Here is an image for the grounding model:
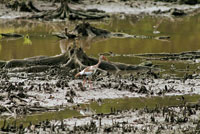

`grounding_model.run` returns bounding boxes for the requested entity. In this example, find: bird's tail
[75,72,80,78]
